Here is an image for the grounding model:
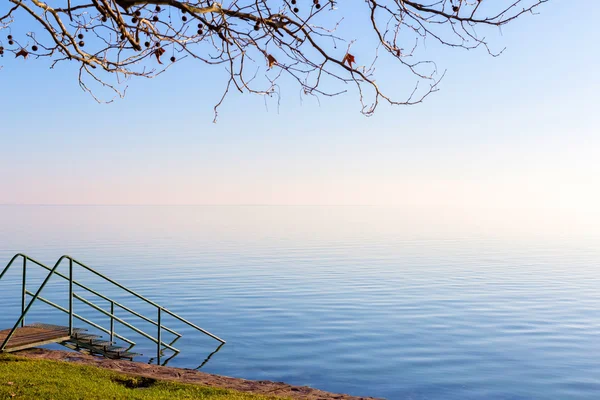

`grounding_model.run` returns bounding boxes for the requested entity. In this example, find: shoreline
[12,348,379,400]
